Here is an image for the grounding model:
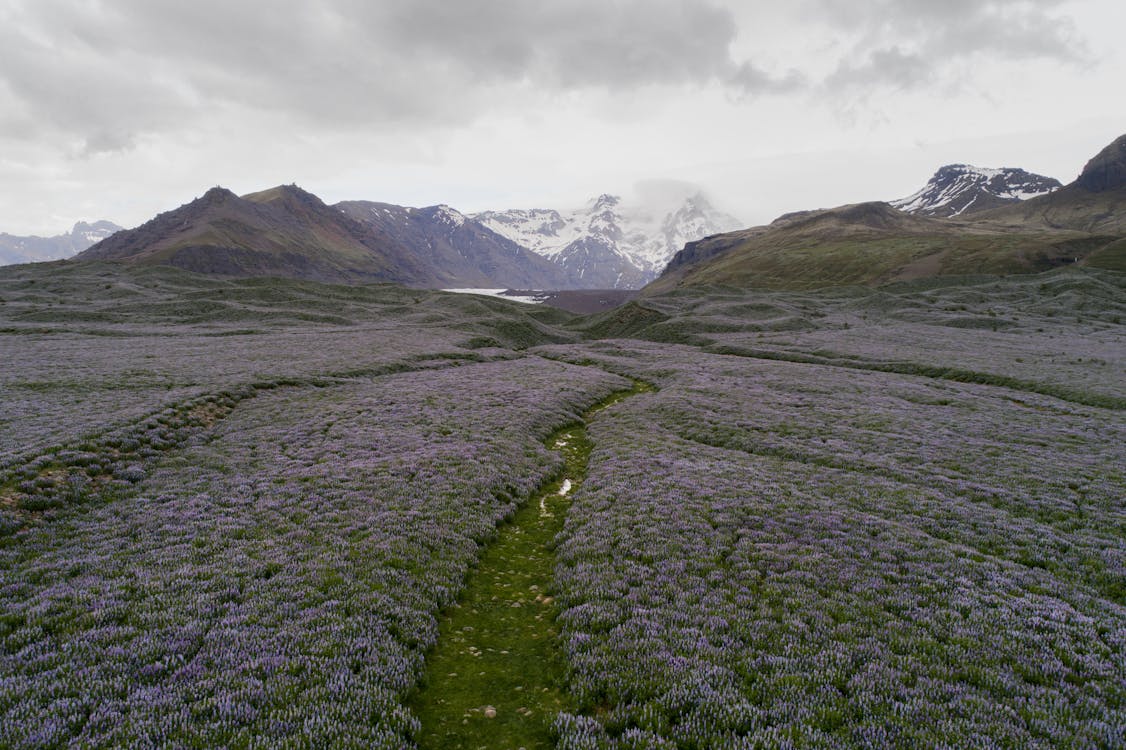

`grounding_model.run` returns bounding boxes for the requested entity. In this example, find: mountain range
[20,133,1126,293]
[71,187,737,289]
[648,133,1126,292]
[0,221,122,266]
[78,185,583,289]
